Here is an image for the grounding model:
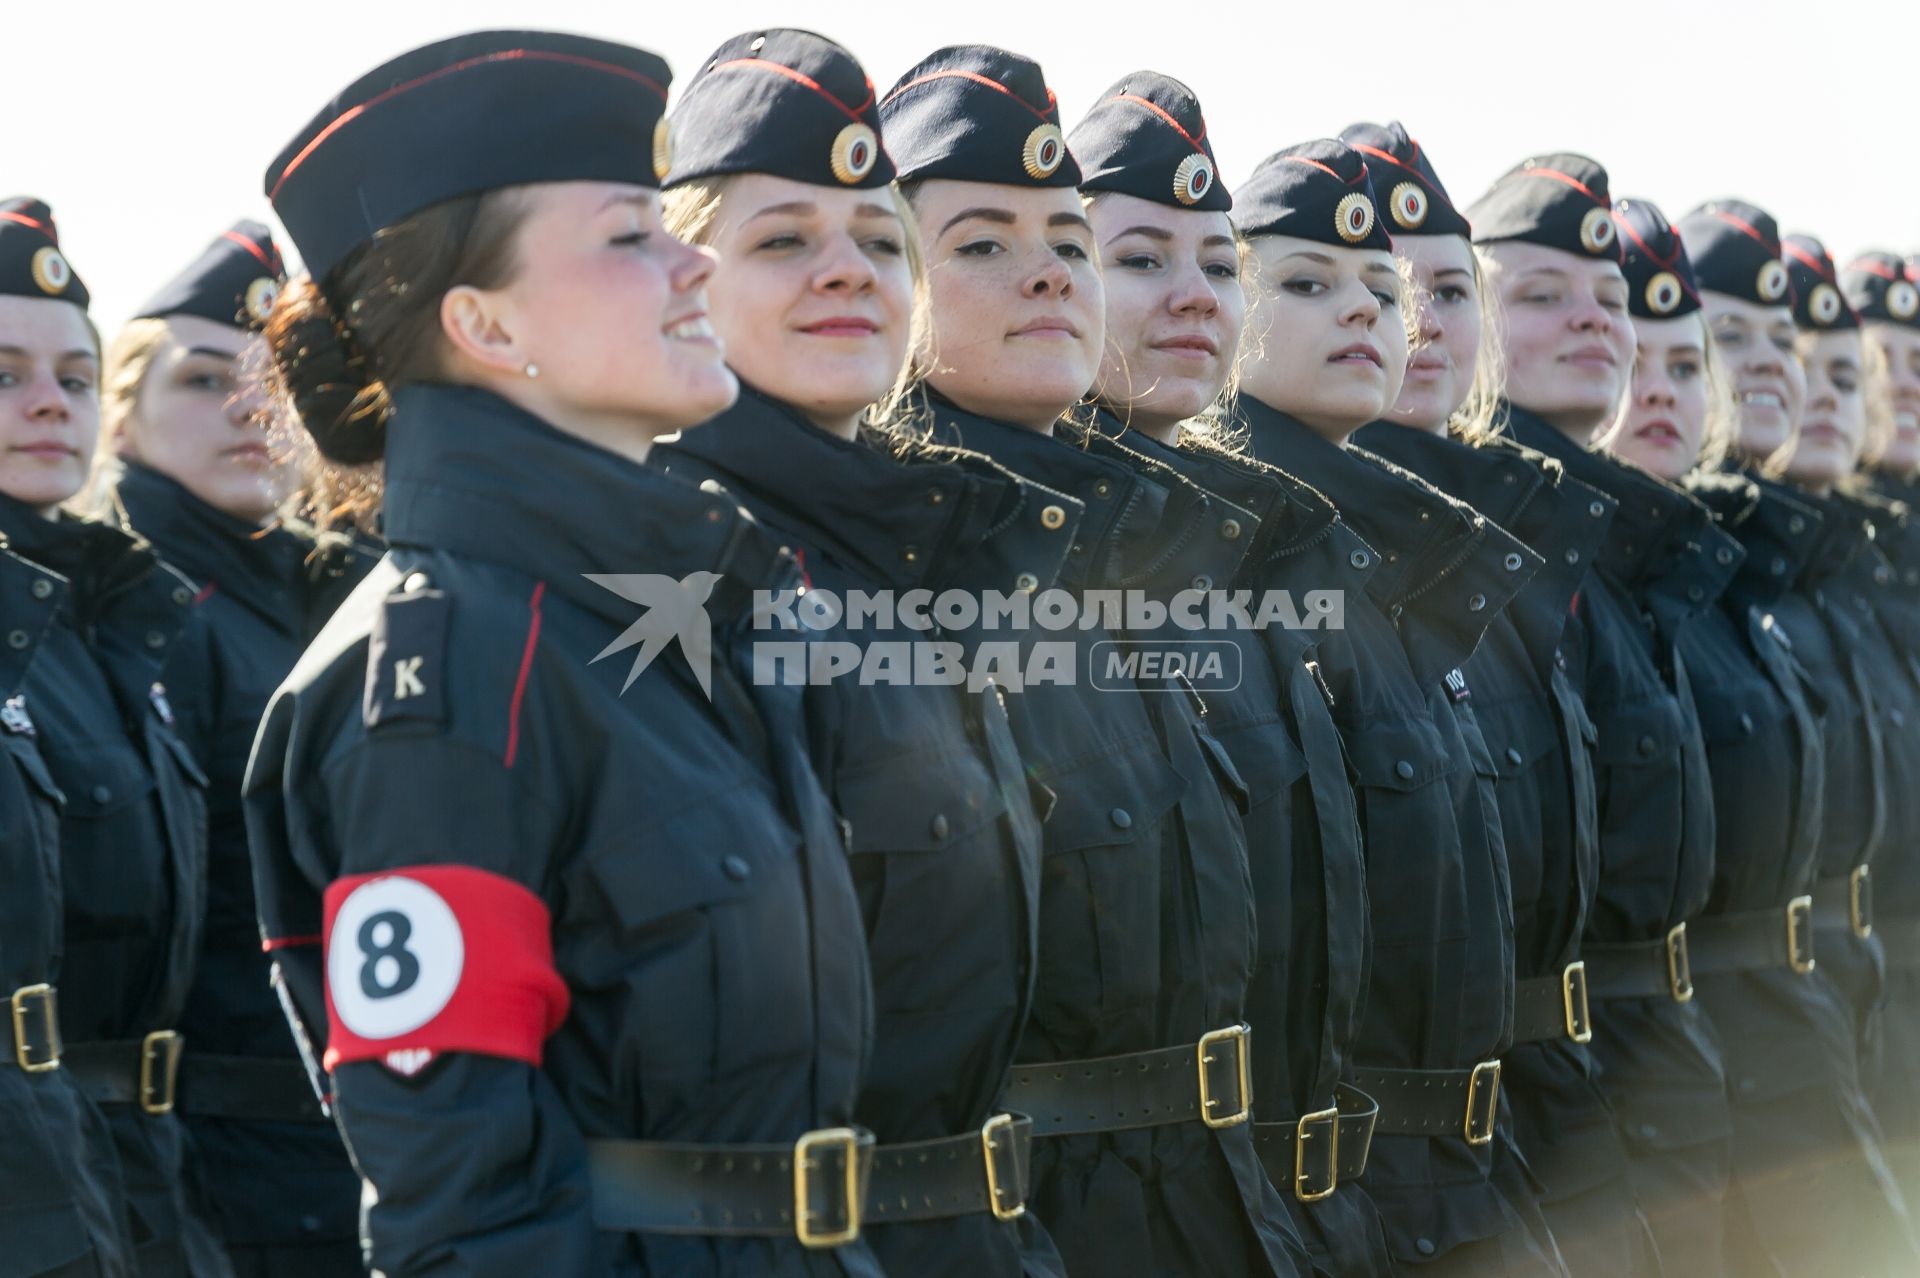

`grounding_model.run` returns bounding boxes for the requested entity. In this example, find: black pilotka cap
[266,30,673,282]
[879,45,1081,188]
[1338,121,1469,238]
[1466,153,1621,263]
[1785,234,1859,332]
[1069,71,1229,212]
[1235,140,1392,251]
[1842,251,1920,330]
[133,221,286,331]
[0,198,88,309]
[665,30,894,191]
[1677,200,1790,307]
[1613,198,1701,320]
